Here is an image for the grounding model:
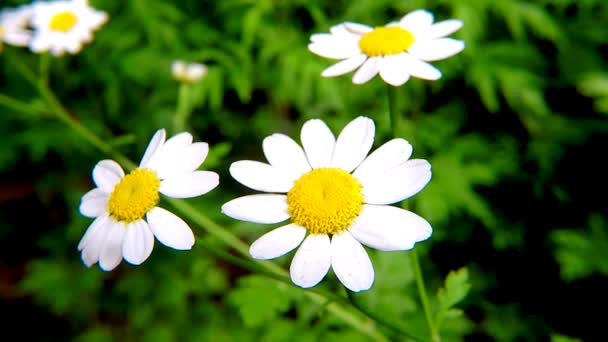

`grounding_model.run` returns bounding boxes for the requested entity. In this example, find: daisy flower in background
[0,5,34,52]
[172,60,208,83]
[222,117,432,292]
[308,9,465,86]
[78,129,219,271]
[29,0,107,56]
